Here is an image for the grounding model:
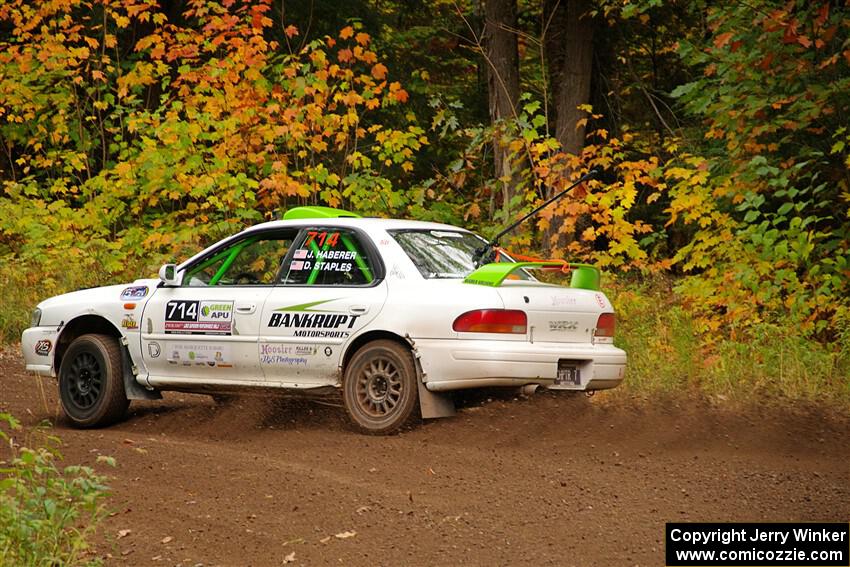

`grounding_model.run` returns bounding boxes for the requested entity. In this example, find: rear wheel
[59,334,129,428]
[343,340,419,435]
